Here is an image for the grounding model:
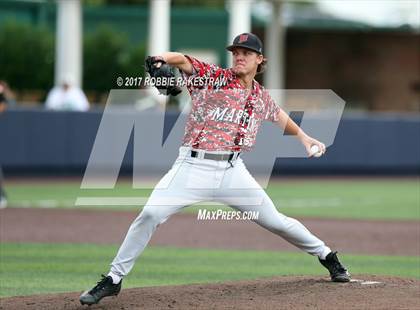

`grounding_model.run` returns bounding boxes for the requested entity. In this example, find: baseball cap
[226,33,263,54]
